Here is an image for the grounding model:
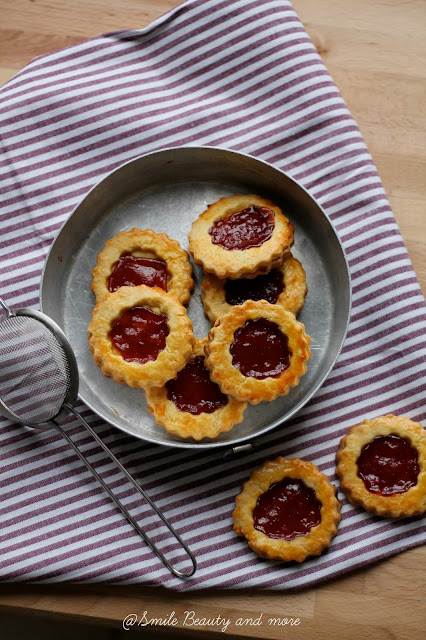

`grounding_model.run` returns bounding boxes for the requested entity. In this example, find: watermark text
[122,610,301,632]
